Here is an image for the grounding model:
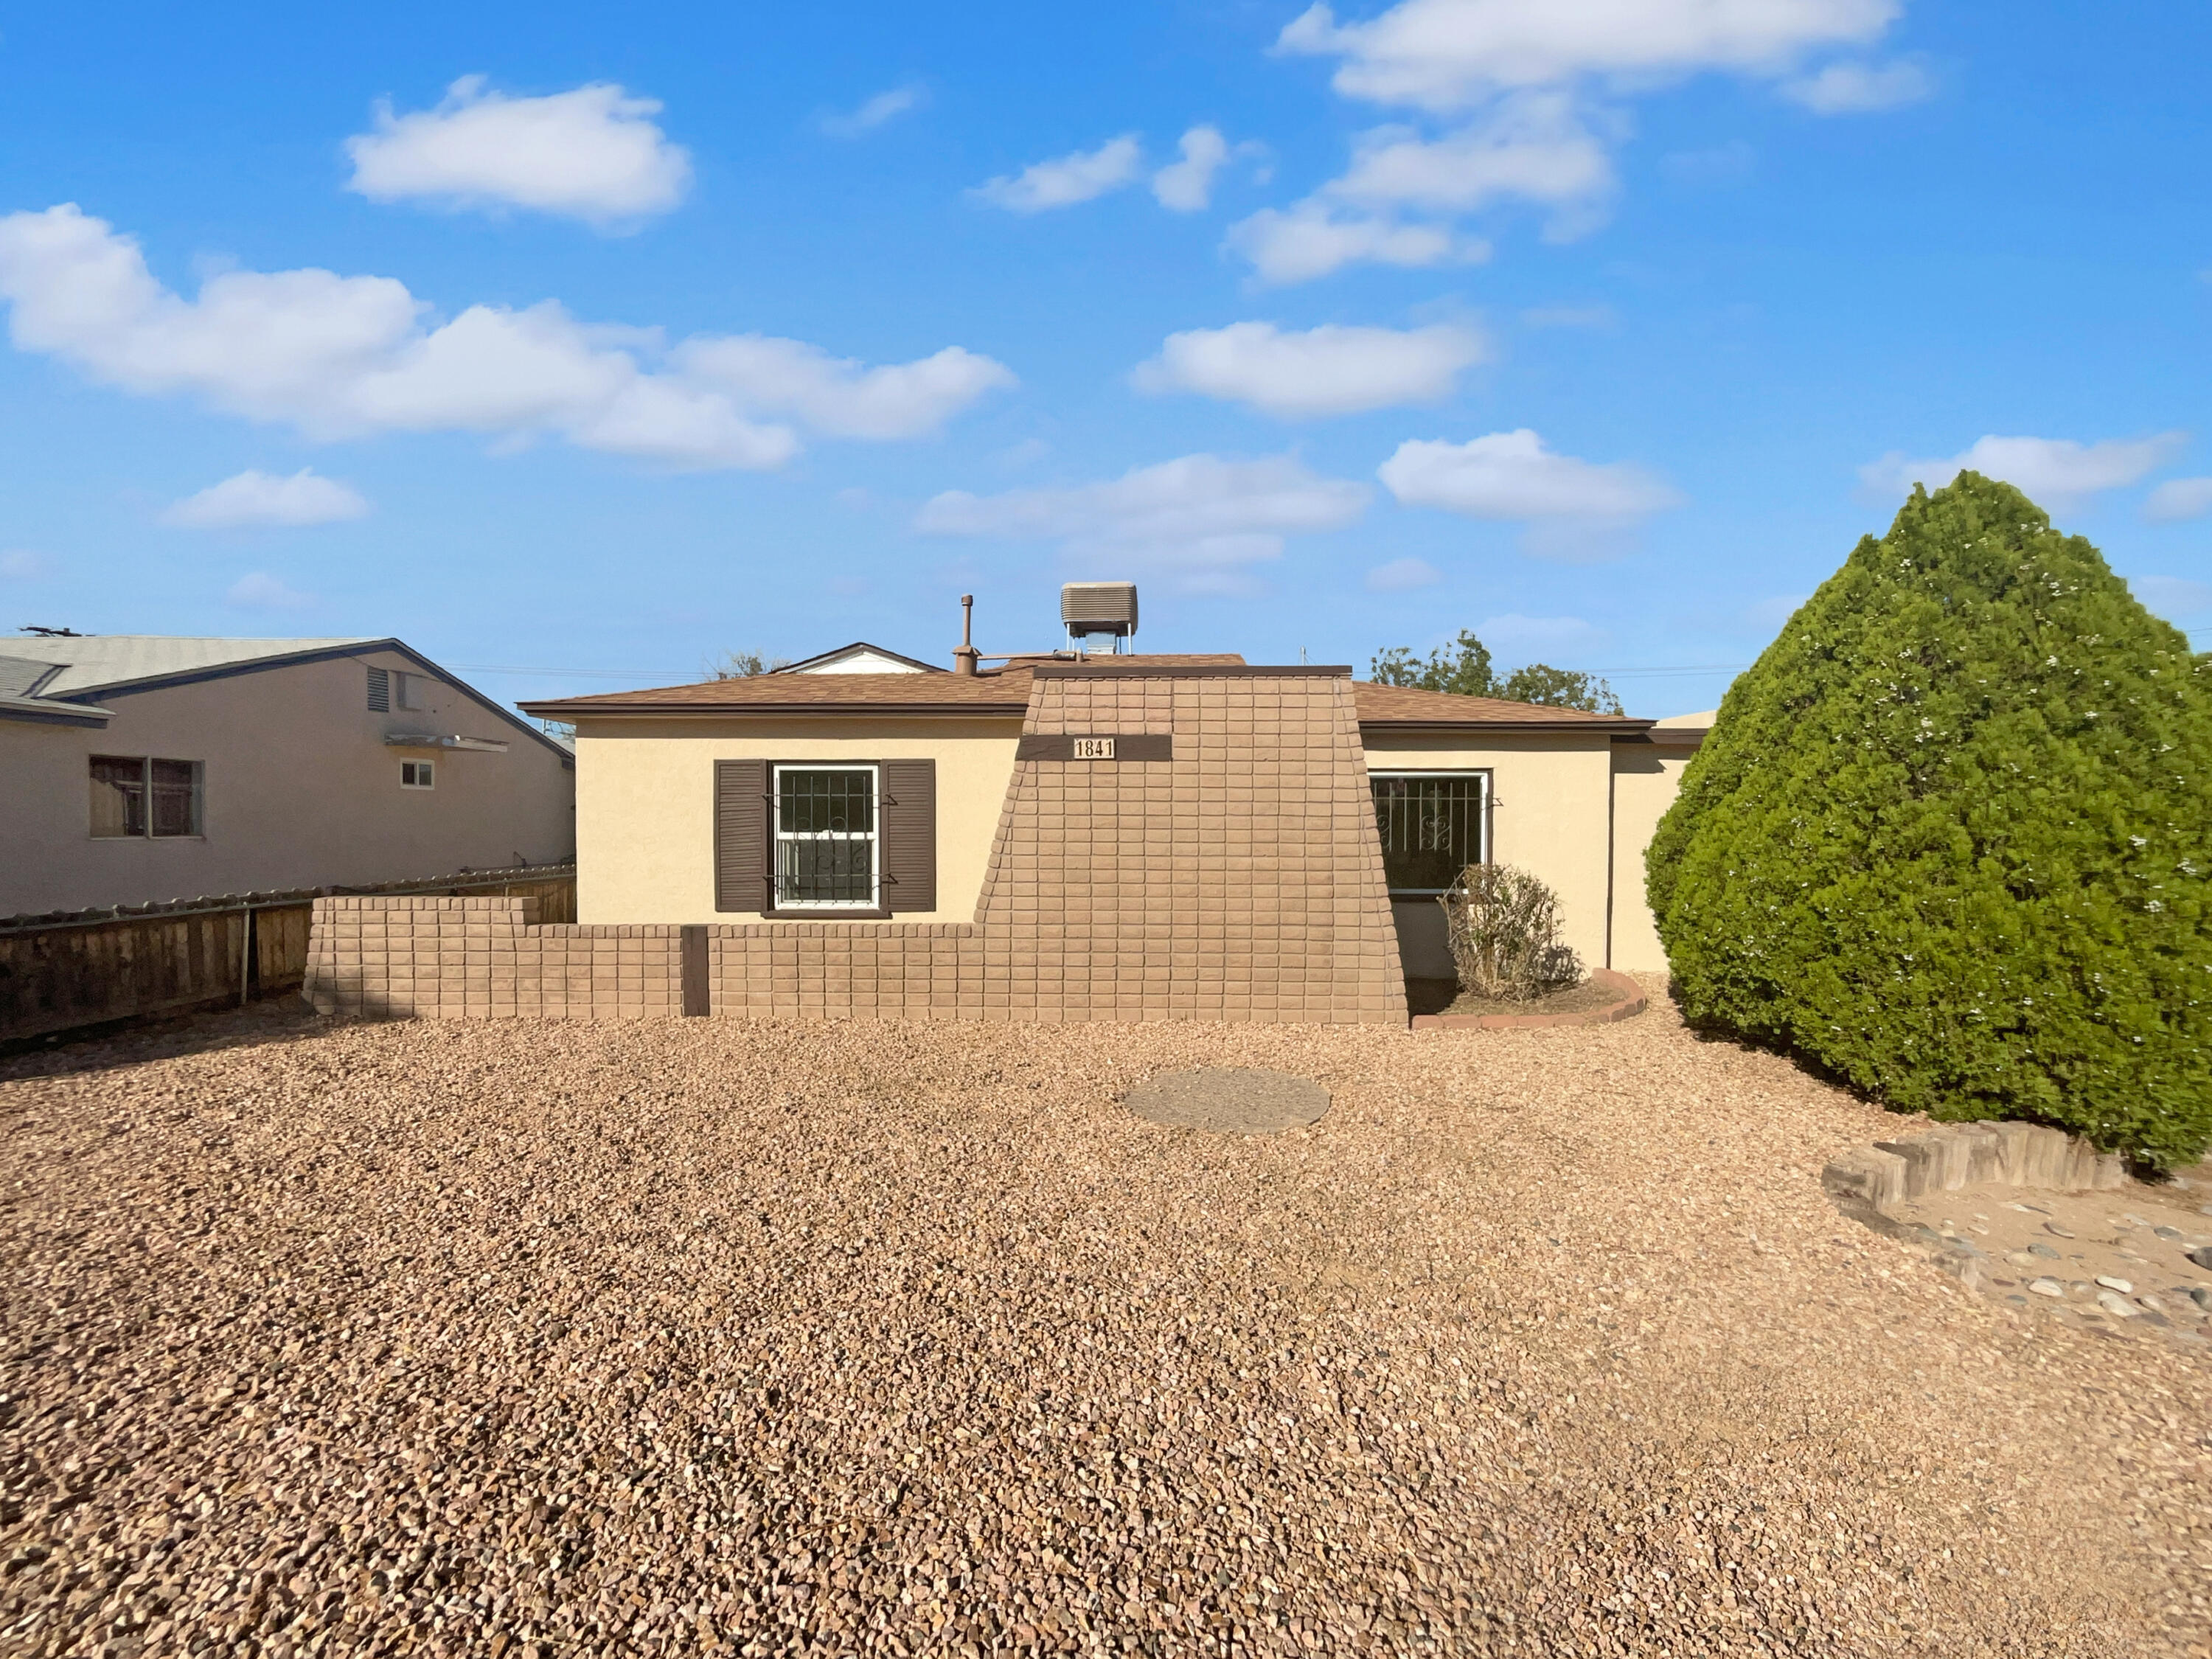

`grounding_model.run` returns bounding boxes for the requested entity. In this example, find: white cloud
[1225,201,1483,284]
[972,136,1143,212]
[1133,321,1487,418]
[1366,556,1442,591]
[2144,476,2212,524]
[1380,428,1682,556]
[1329,93,1613,217]
[1276,0,1899,111]
[0,204,1007,473]
[1249,0,1908,282]
[1,549,54,579]
[1478,612,1603,652]
[821,84,926,139]
[1857,433,2188,511]
[1152,126,1267,212]
[226,571,315,611]
[675,337,1015,439]
[162,468,369,529]
[1781,58,1933,113]
[2129,574,2212,622]
[344,77,691,227]
[914,453,1370,573]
